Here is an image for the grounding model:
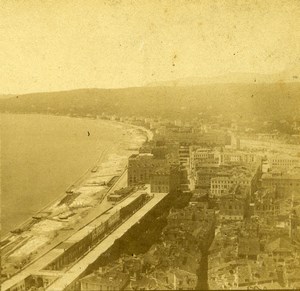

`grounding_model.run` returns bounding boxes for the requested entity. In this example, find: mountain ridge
[146,72,300,87]
[1,82,299,120]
